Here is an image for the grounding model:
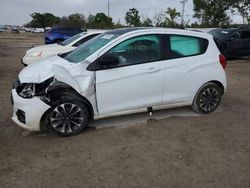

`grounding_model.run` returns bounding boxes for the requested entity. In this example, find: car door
[226,30,250,57]
[95,34,165,115]
[226,31,243,57]
[162,34,210,105]
[238,30,250,56]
